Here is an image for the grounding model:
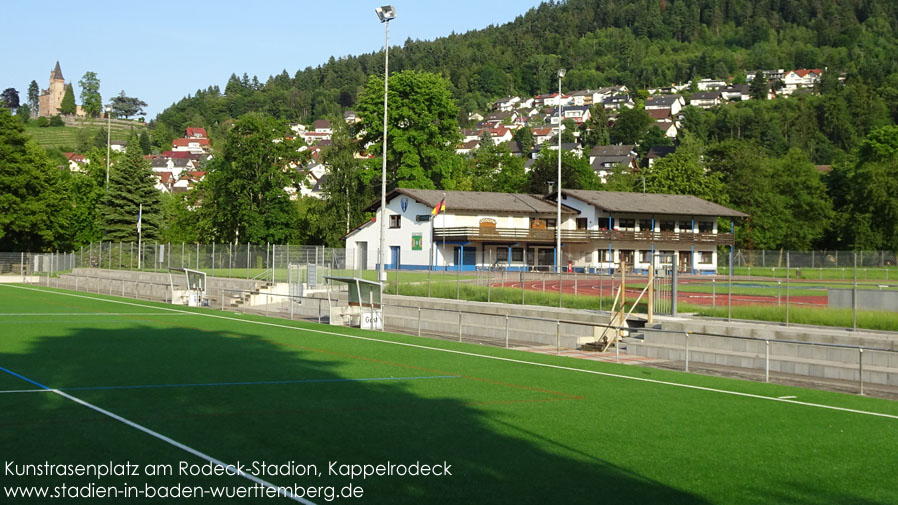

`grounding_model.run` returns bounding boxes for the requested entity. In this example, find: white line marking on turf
[779,395,798,399]
[52,389,314,505]
[0,389,53,394]
[0,312,190,316]
[6,284,898,422]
